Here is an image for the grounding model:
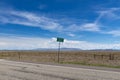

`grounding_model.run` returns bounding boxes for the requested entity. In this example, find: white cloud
[0,8,102,33]
[0,36,120,50]
[0,37,57,50]
[68,33,75,37]
[105,30,120,36]
[0,42,7,46]
[66,23,100,32]
[63,39,120,50]
[1,6,120,36]
[90,7,120,36]
[80,23,100,31]
[96,7,120,22]
[0,10,63,31]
